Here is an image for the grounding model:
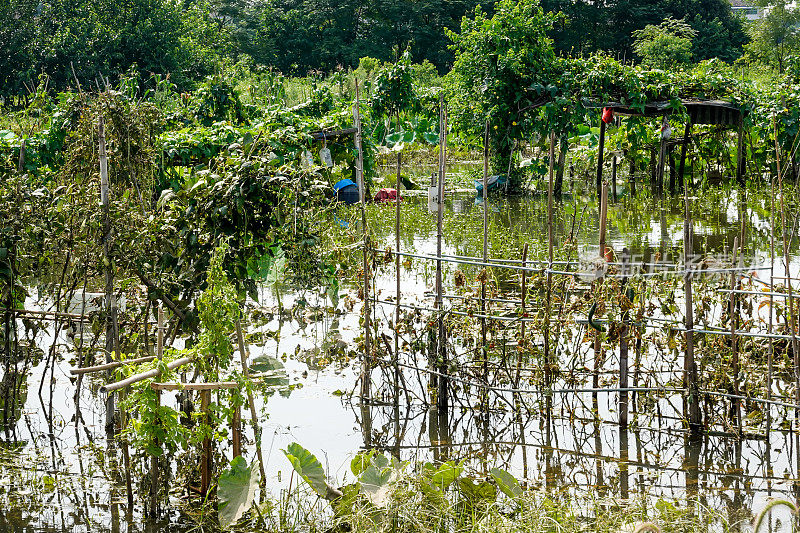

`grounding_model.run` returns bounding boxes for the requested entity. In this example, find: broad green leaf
[490,467,522,499]
[430,461,462,491]
[351,450,376,476]
[218,456,260,529]
[283,443,340,500]
[458,478,497,502]
[248,355,284,373]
